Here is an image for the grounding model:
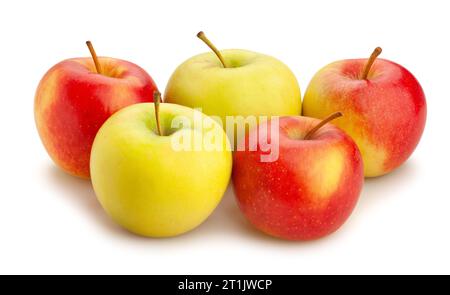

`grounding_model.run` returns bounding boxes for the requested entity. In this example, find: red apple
[232,113,364,240]
[35,41,158,178]
[303,47,427,177]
